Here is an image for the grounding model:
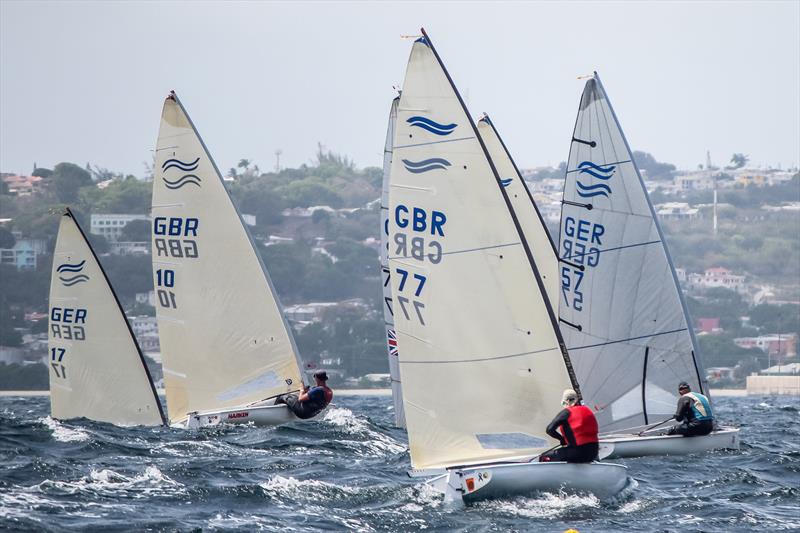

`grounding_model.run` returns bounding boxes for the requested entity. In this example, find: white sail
[477,116,560,307]
[388,32,578,471]
[152,93,304,424]
[48,209,165,426]
[558,73,706,434]
[380,96,406,428]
